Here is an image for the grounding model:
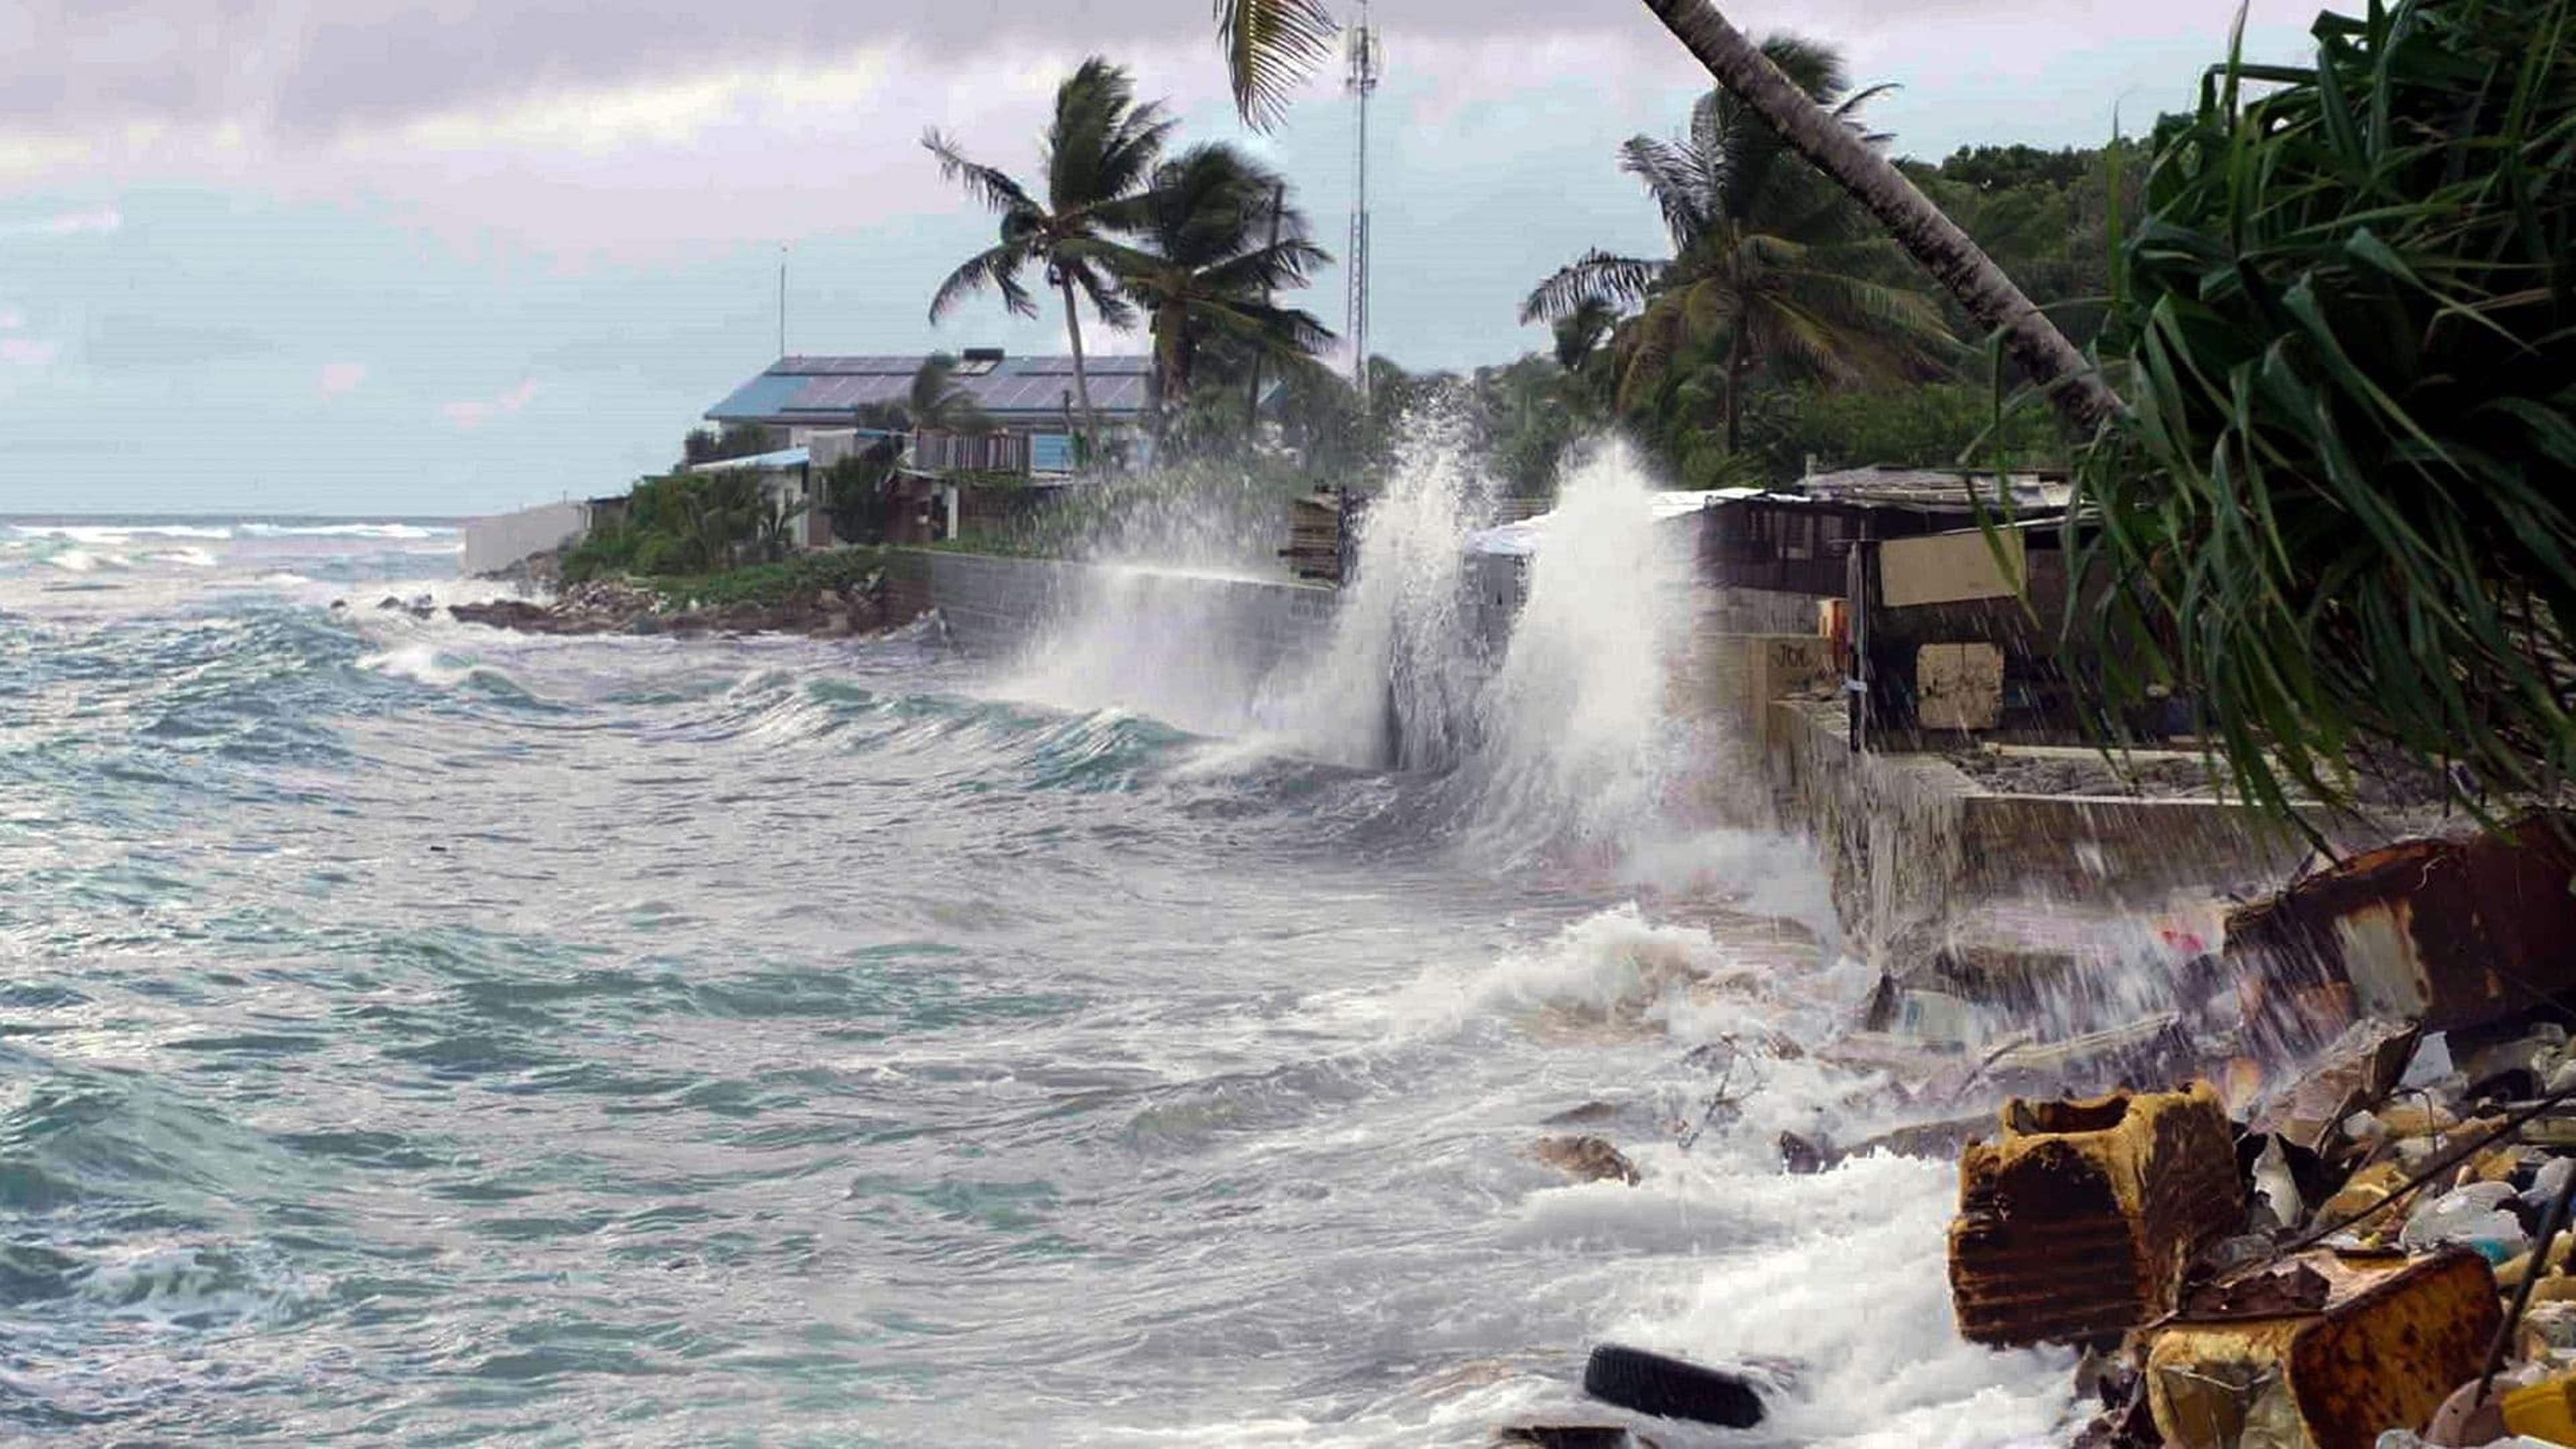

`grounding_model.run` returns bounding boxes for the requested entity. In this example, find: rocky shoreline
[437,578,892,640]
